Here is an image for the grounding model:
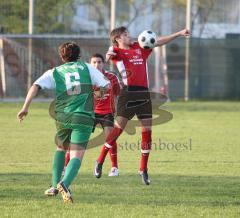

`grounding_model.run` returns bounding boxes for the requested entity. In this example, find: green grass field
[0,101,240,218]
